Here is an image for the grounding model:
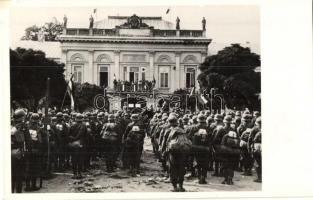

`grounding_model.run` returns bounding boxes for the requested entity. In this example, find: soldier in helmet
[11,109,32,193]
[68,113,87,179]
[25,113,46,191]
[191,114,213,184]
[252,130,262,183]
[123,114,145,176]
[54,112,69,171]
[162,115,190,192]
[101,114,121,172]
[211,115,231,177]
